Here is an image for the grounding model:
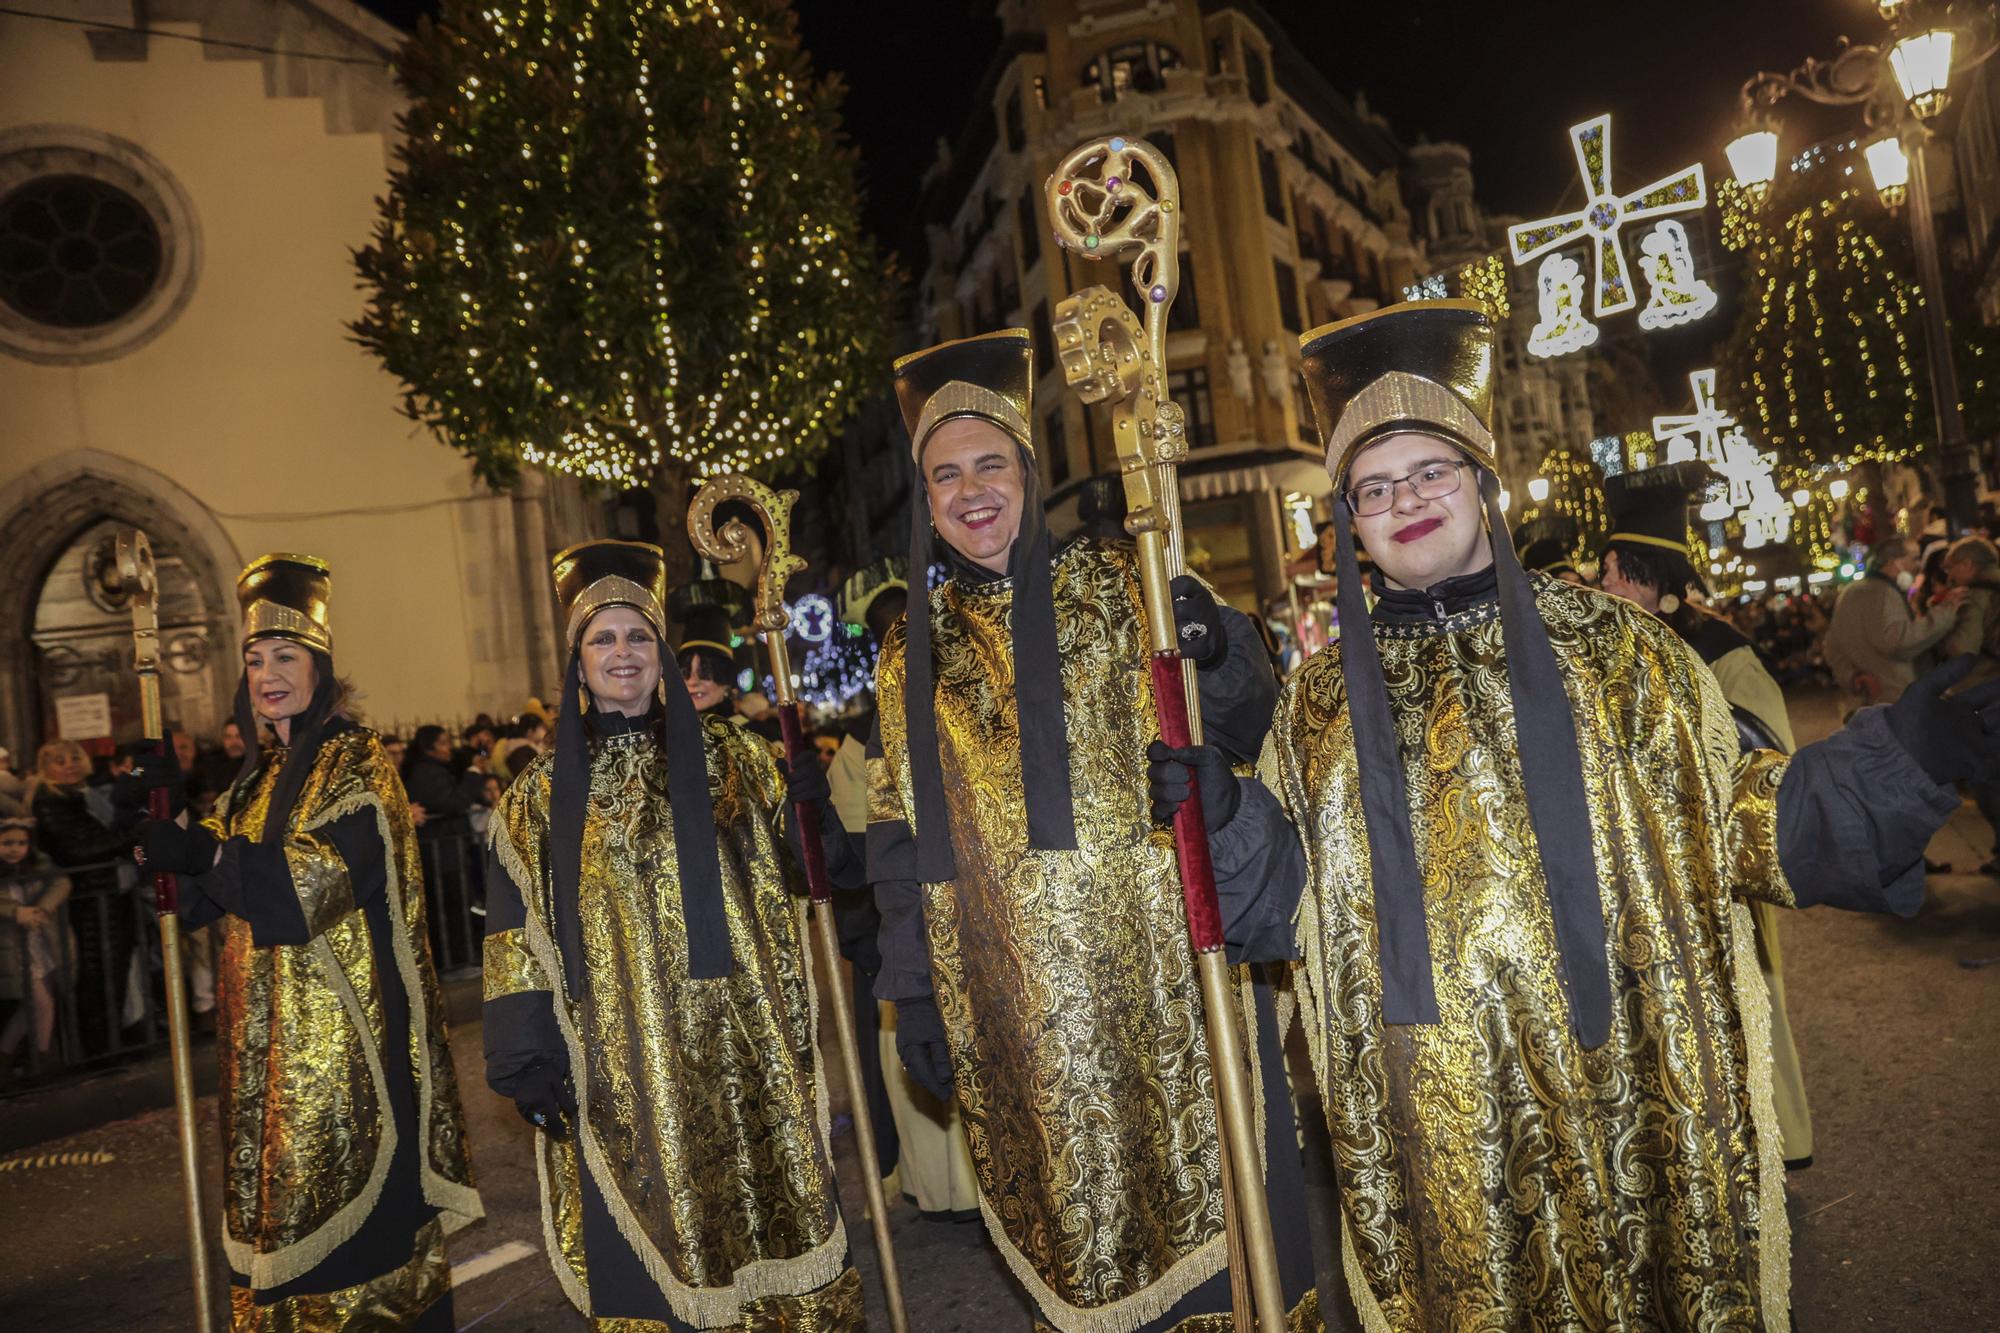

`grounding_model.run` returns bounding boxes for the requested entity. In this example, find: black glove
[175,880,226,931]
[1171,575,1228,669]
[512,1059,579,1139]
[1885,654,2000,787]
[137,819,219,877]
[784,754,832,809]
[113,736,186,825]
[1147,740,1241,834]
[894,996,955,1104]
